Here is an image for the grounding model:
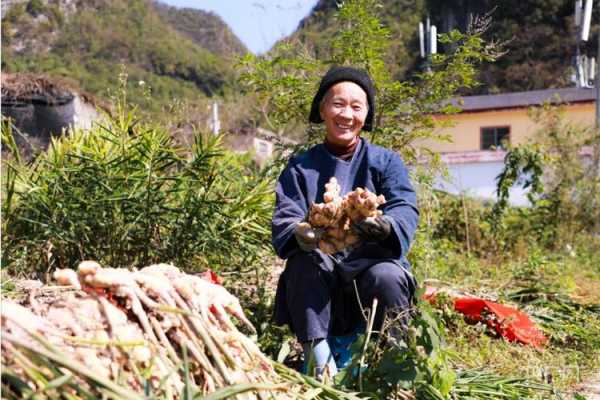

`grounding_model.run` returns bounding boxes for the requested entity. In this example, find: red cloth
[424,287,548,348]
[200,269,222,285]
